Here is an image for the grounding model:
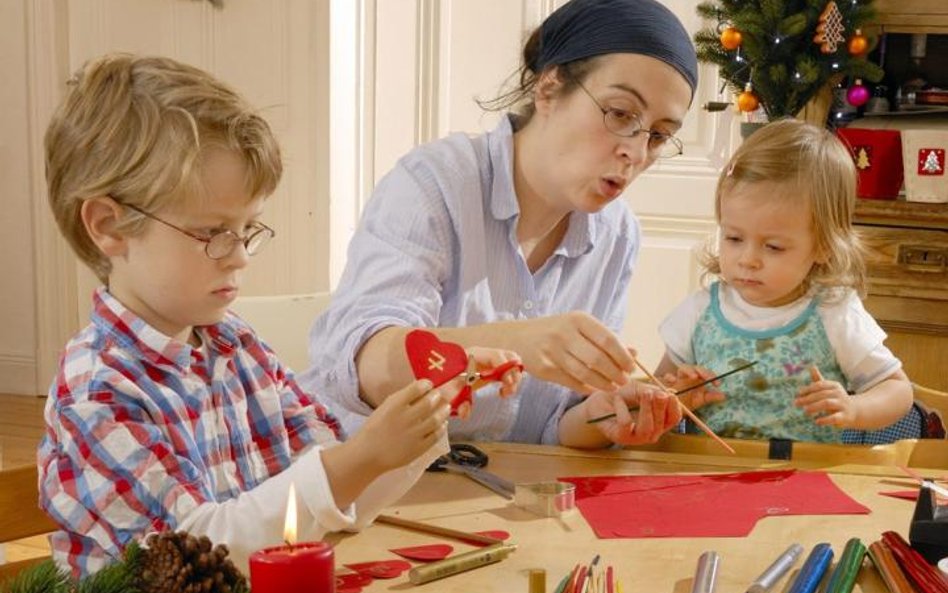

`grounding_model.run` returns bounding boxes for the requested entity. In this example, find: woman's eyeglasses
[574,80,684,159]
